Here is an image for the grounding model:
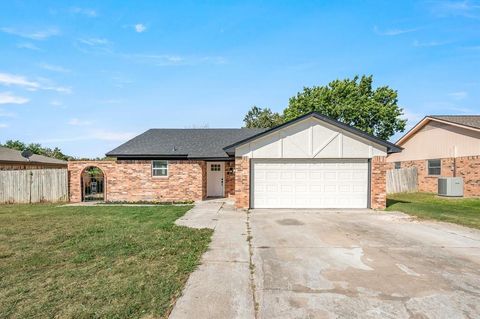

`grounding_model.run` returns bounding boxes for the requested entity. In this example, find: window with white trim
[427,159,441,176]
[152,160,168,177]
